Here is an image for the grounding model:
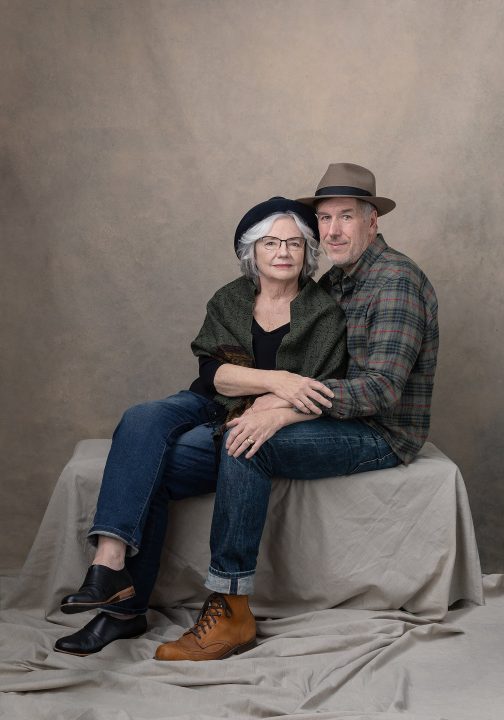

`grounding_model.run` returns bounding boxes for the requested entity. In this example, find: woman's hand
[267,370,334,414]
[226,410,286,459]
